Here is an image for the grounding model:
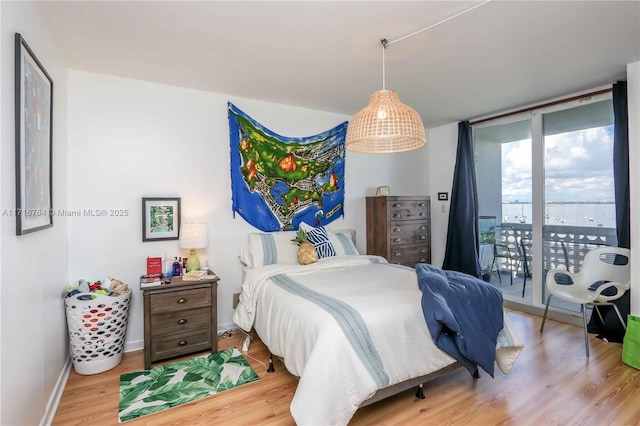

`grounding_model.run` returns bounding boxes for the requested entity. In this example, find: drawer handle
[393,203,400,208]
[177,319,188,325]
[419,236,426,240]
[420,258,426,262]
[178,340,188,347]
[418,212,425,217]
[393,228,401,232]
[393,238,401,242]
[418,203,425,207]
[419,226,425,230]
[420,249,426,253]
[394,252,401,257]
[393,214,401,218]
[177,298,187,304]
